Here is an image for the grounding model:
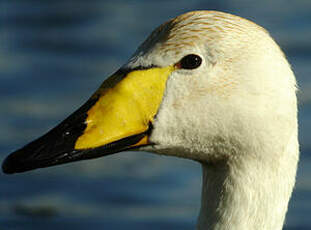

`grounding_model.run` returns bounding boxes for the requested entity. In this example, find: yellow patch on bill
[75,66,175,149]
